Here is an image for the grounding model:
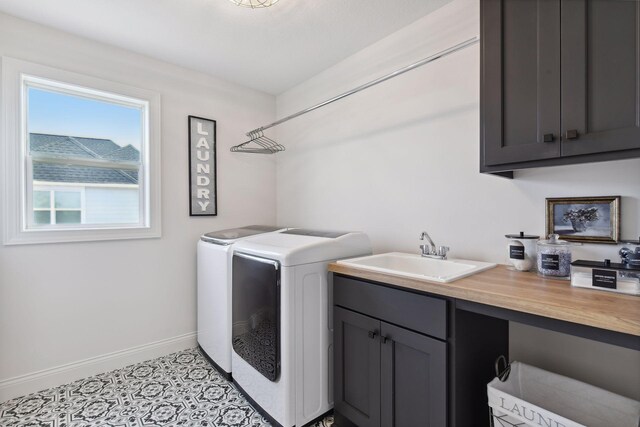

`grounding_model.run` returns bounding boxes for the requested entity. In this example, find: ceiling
[0,0,452,94]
